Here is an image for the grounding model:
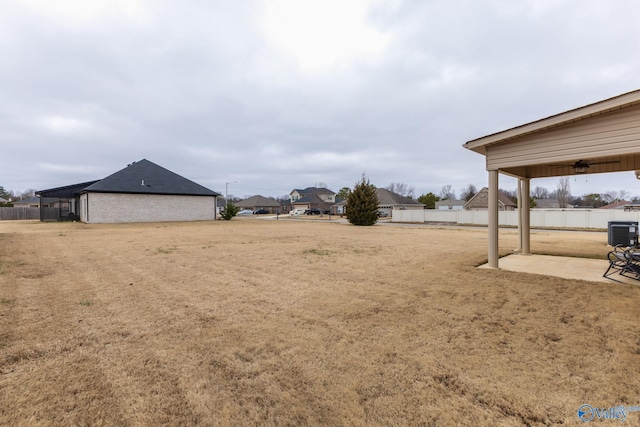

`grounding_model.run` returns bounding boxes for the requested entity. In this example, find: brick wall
[80,193,217,223]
